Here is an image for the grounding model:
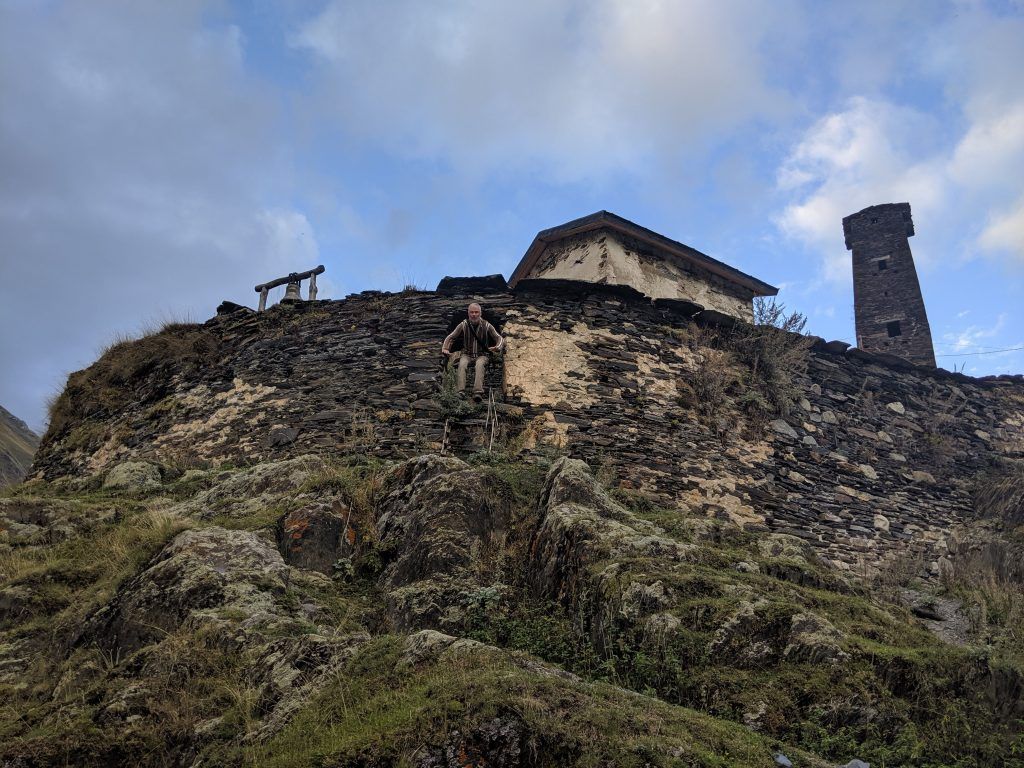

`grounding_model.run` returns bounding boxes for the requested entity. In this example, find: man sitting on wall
[442,303,504,402]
